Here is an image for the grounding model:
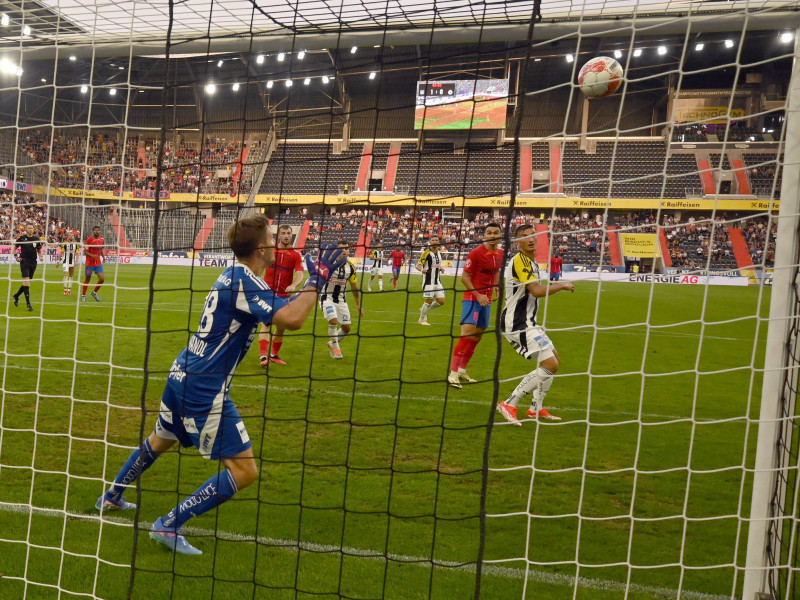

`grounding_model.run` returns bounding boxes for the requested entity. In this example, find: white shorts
[62,262,75,272]
[321,298,351,324]
[370,266,383,276]
[502,326,555,362]
[423,283,445,299]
